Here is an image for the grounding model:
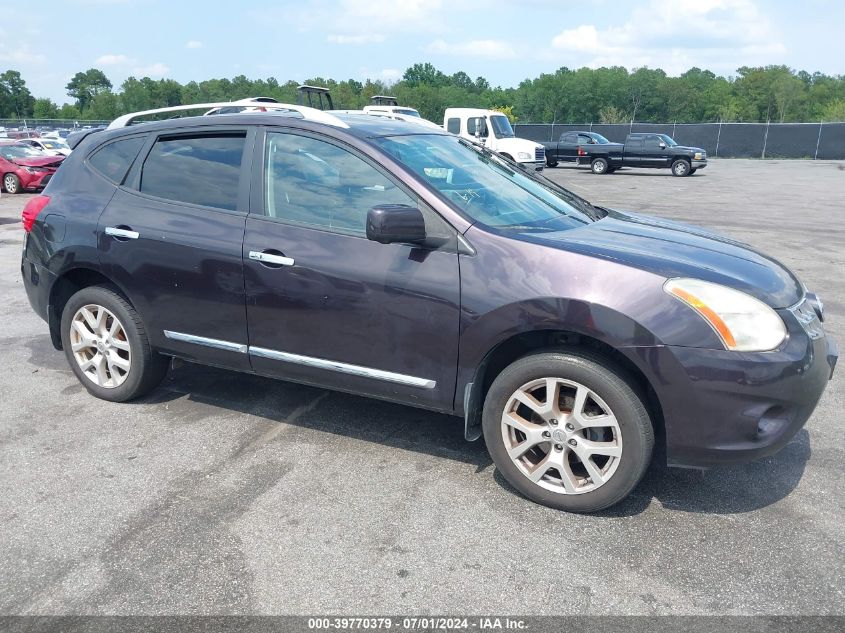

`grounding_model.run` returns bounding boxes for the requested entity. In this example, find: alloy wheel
[69,304,132,388]
[500,378,623,494]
